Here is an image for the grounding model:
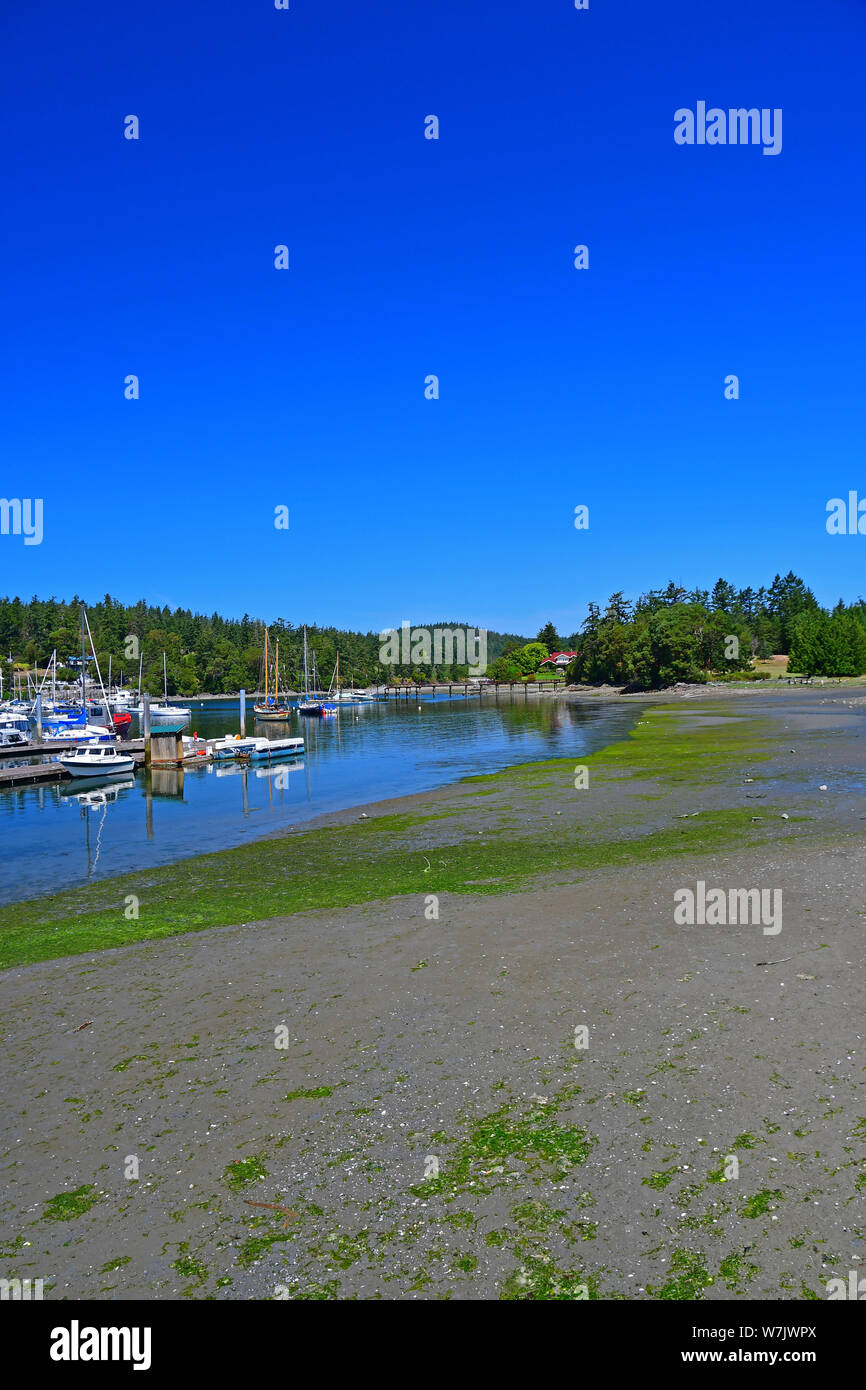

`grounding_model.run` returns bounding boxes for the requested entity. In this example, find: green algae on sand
[0,704,817,970]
